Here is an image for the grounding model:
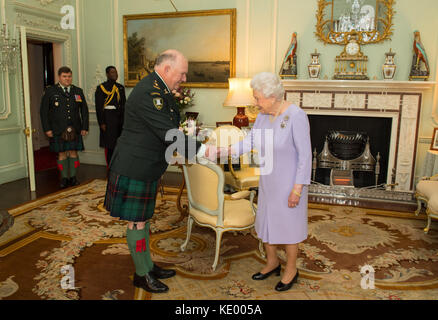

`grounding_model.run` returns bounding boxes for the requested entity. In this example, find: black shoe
[133,272,169,293]
[275,270,299,292]
[252,264,281,280]
[151,264,176,279]
[60,178,69,189]
[69,176,79,186]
